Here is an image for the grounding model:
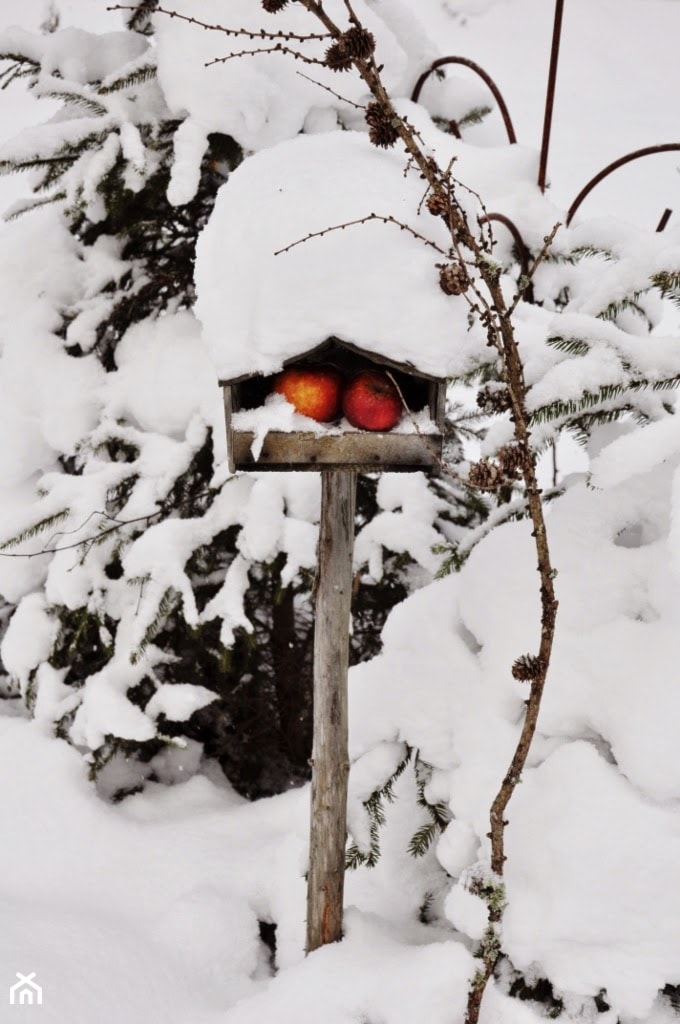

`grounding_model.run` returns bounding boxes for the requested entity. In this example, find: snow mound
[196,130,462,380]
